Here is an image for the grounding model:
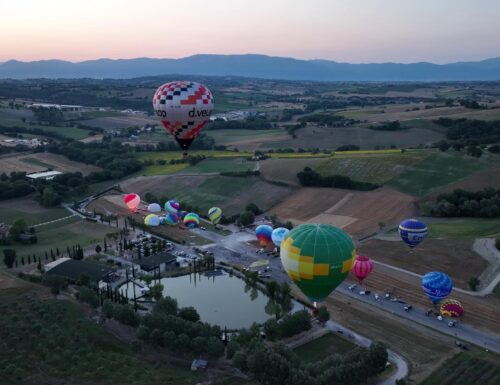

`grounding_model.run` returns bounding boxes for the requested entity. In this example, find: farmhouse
[45,258,115,283]
[132,252,176,273]
[26,170,63,180]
